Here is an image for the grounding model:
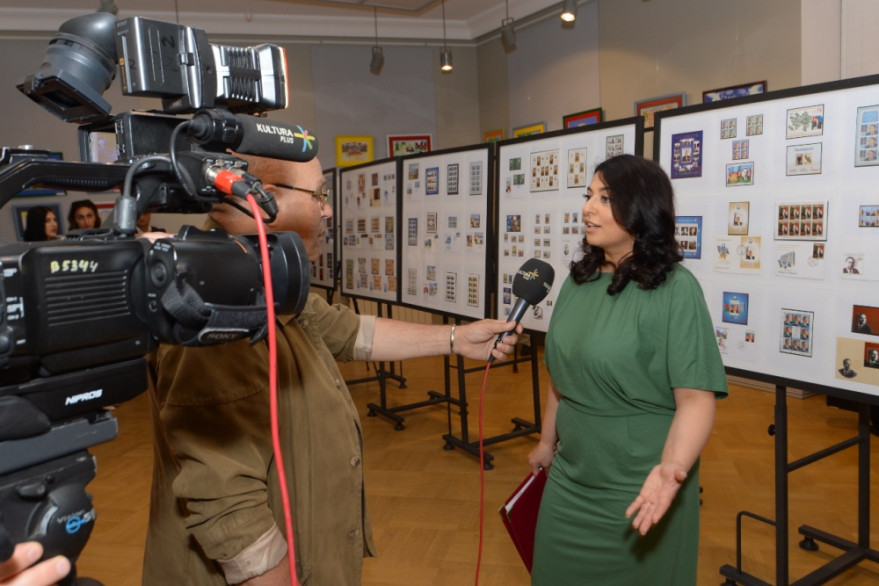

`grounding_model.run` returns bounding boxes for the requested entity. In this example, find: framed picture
[483,129,504,143]
[780,308,813,357]
[634,93,686,130]
[387,134,432,158]
[702,81,767,103]
[855,104,879,167]
[563,108,603,129]
[335,135,374,168]
[513,122,546,138]
[13,202,63,241]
